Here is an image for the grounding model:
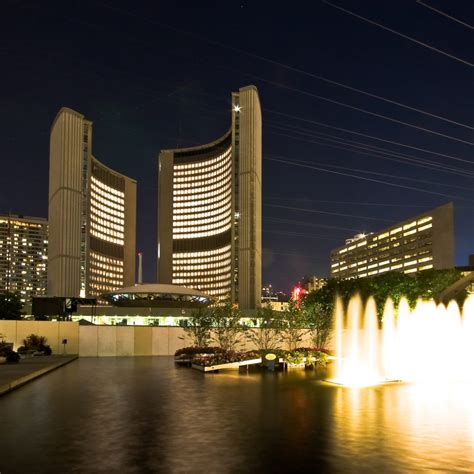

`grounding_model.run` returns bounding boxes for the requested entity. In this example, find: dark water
[0,357,472,473]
